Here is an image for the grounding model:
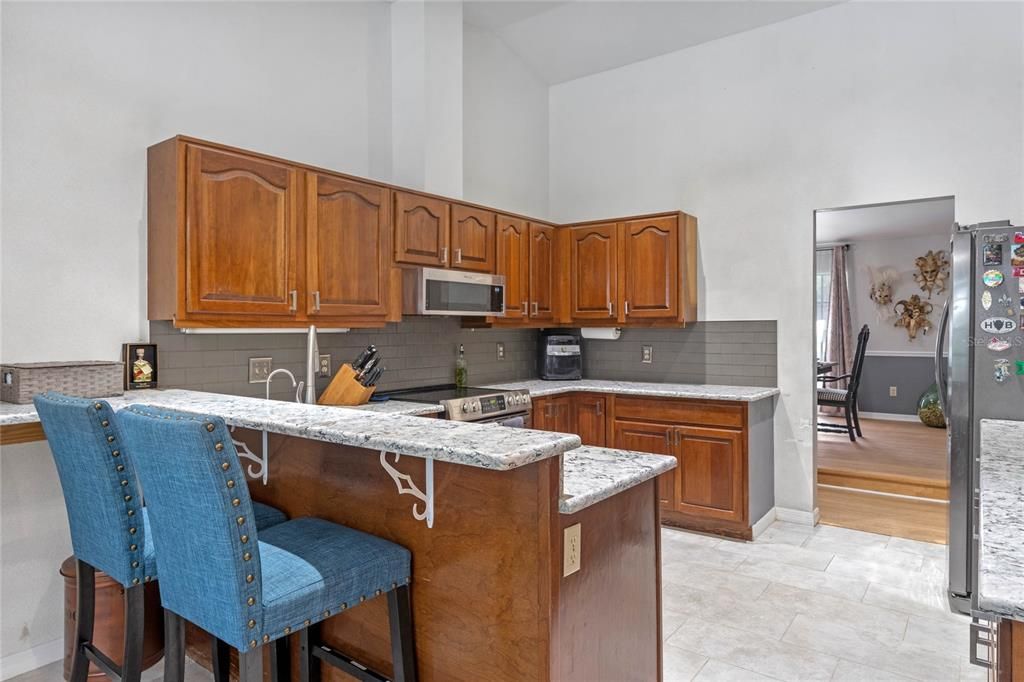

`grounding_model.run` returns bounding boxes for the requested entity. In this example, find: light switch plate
[496,342,505,360]
[889,386,898,397]
[249,357,272,383]
[563,523,581,577]
[641,346,654,364]
[318,354,332,378]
